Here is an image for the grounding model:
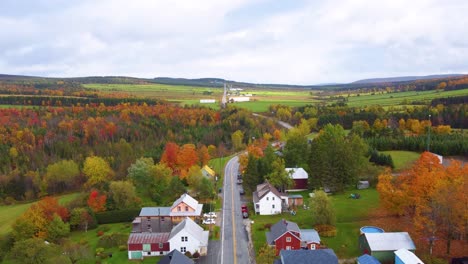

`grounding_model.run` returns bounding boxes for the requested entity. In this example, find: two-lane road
[220,156,251,264]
